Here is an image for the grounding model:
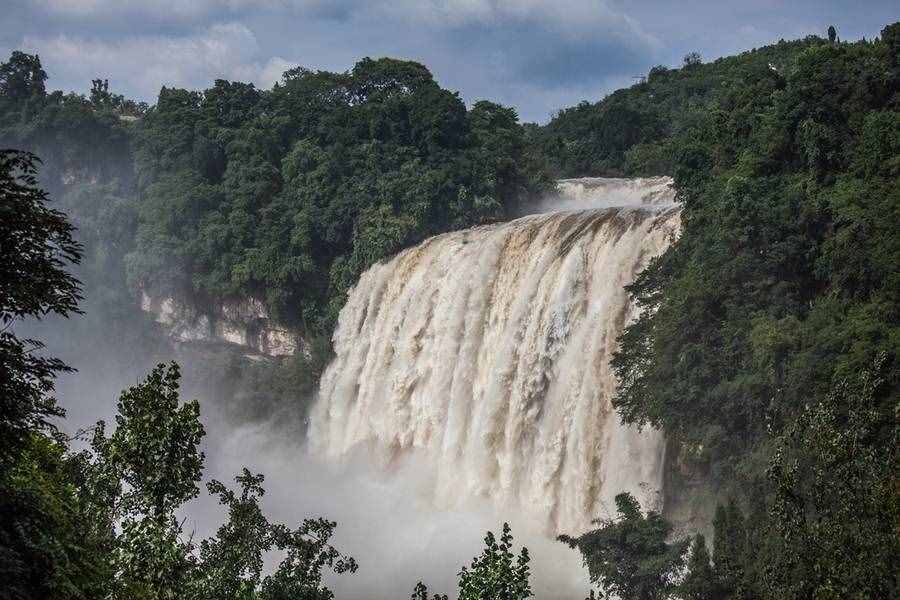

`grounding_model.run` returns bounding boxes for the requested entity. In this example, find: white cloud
[13,0,663,121]
[35,0,657,45]
[34,0,337,22]
[256,56,299,88]
[21,23,295,99]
